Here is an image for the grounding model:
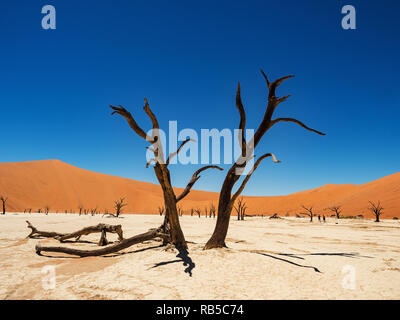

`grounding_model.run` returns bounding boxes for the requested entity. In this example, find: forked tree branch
[110,105,148,140]
[176,165,223,202]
